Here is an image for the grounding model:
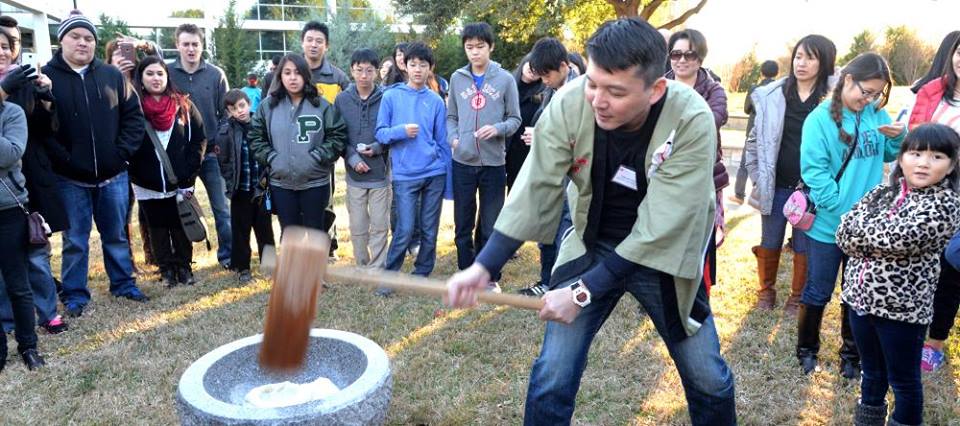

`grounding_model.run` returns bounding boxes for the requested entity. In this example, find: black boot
[160,267,177,288]
[854,401,887,426]
[797,303,825,375]
[840,303,862,379]
[178,265,196,286]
